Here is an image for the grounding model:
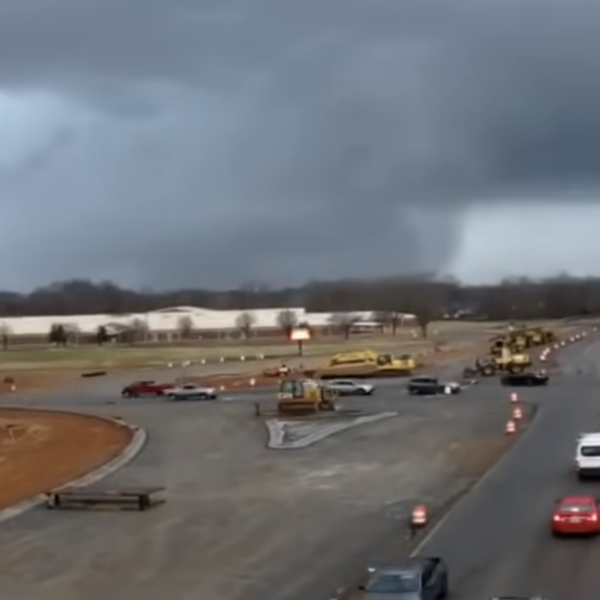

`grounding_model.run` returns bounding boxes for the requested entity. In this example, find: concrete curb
[0,408,147,524]
[265,419,285,447]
